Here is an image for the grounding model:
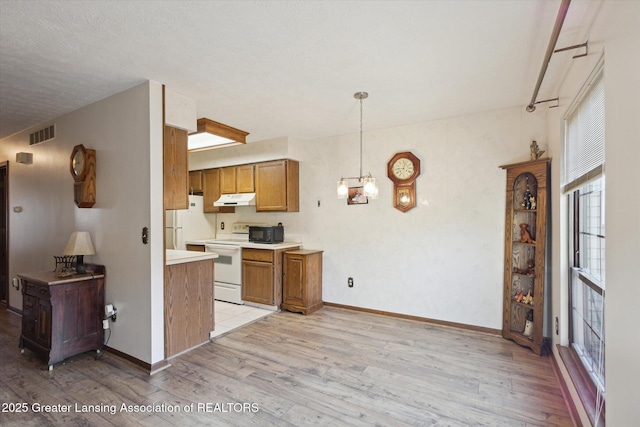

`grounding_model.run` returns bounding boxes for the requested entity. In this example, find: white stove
[204,223,264,304]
